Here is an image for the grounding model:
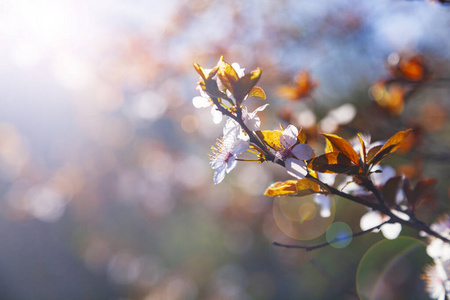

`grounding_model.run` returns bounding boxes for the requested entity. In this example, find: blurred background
[0,0,449,299]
